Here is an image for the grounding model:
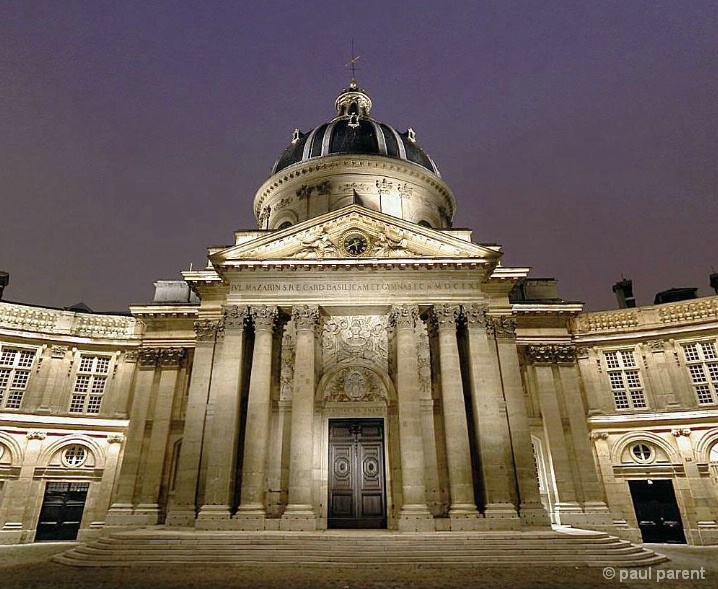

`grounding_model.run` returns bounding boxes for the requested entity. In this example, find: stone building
[0,80,717,545]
